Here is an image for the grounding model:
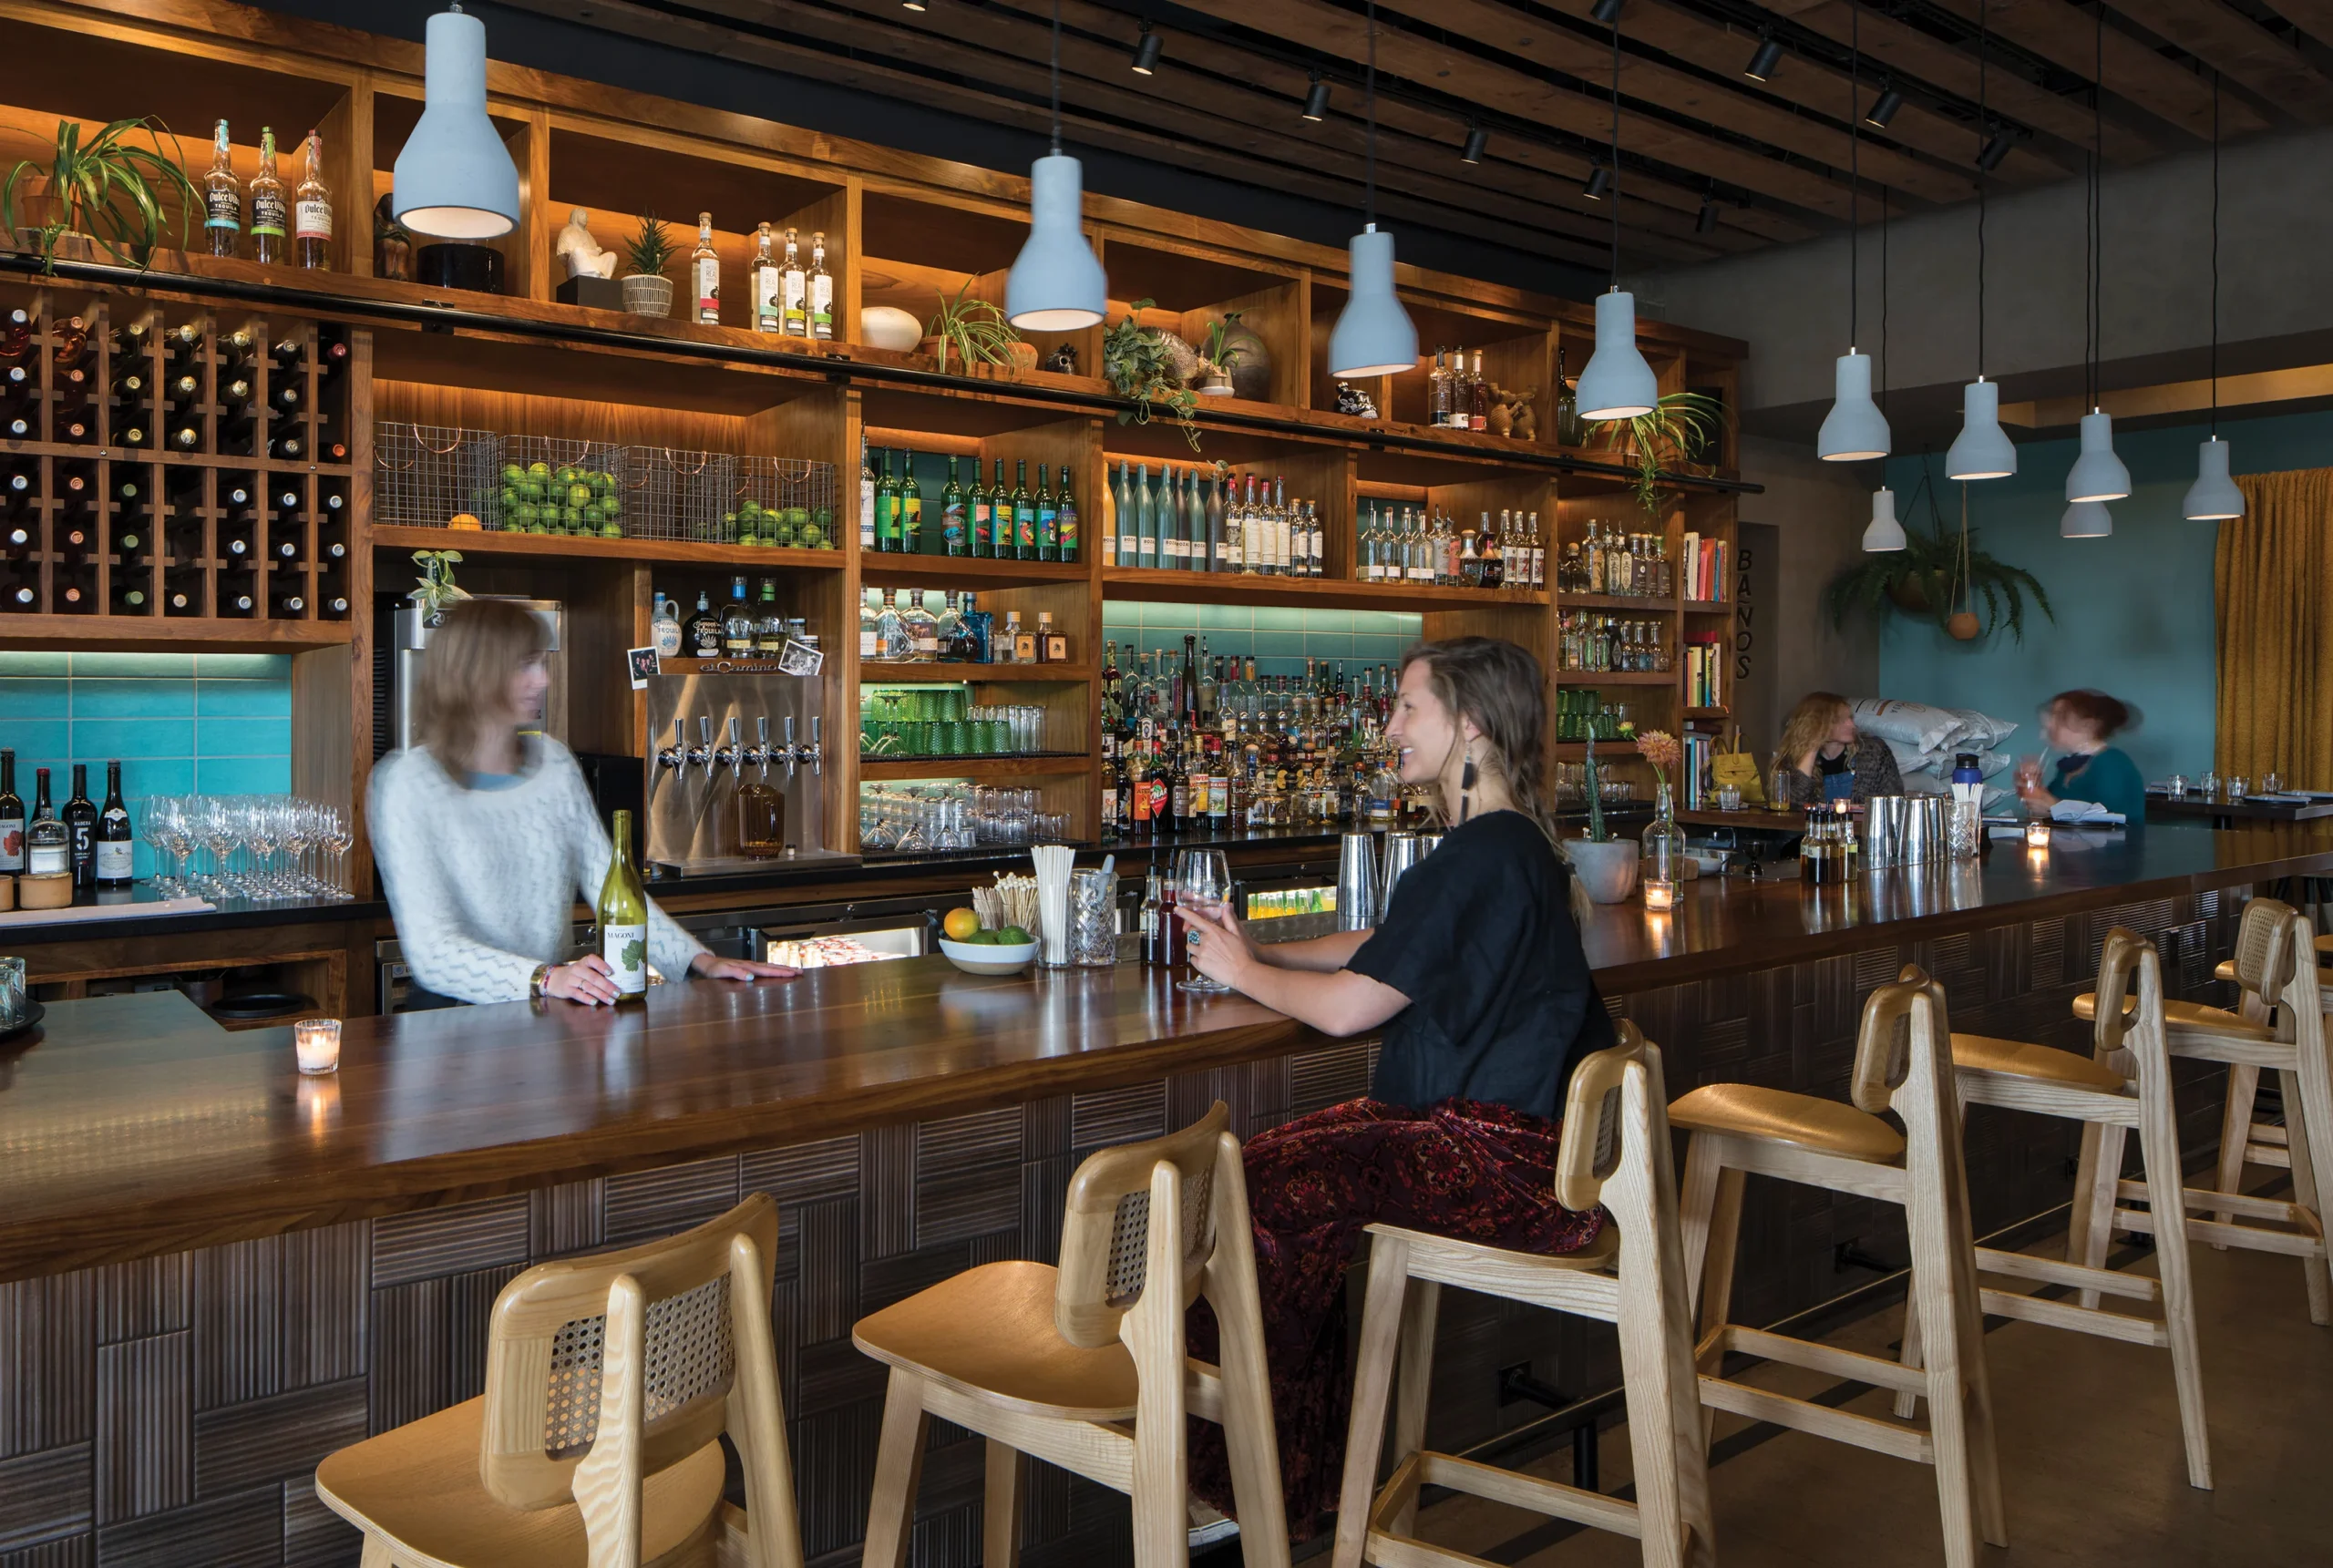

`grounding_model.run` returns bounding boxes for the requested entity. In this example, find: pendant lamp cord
[1050,0,1063,154]
[2090,0,2102,411]
[1975,0,1987,377]
[1880,180,1889,416]
[1608,13,1621,285]
[2209,69,2220,436]
[1366,0,1379,227]
[1849,0,1858,352]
